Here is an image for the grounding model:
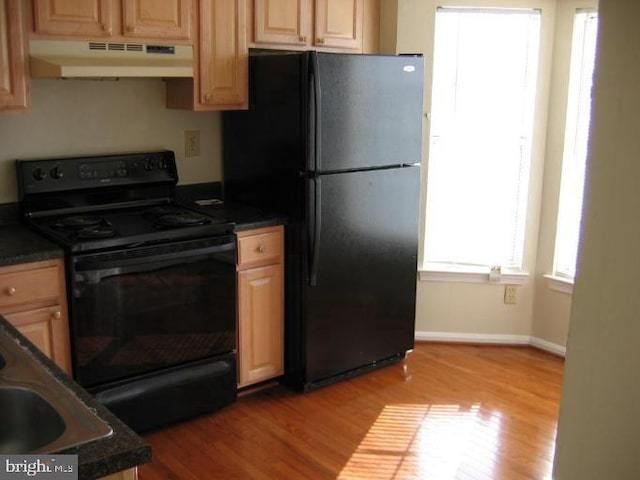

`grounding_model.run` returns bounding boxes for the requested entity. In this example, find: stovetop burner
[54,215,104,228]
[53,215,118,240]
[76,223,117,239]
[155,211,209,228]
